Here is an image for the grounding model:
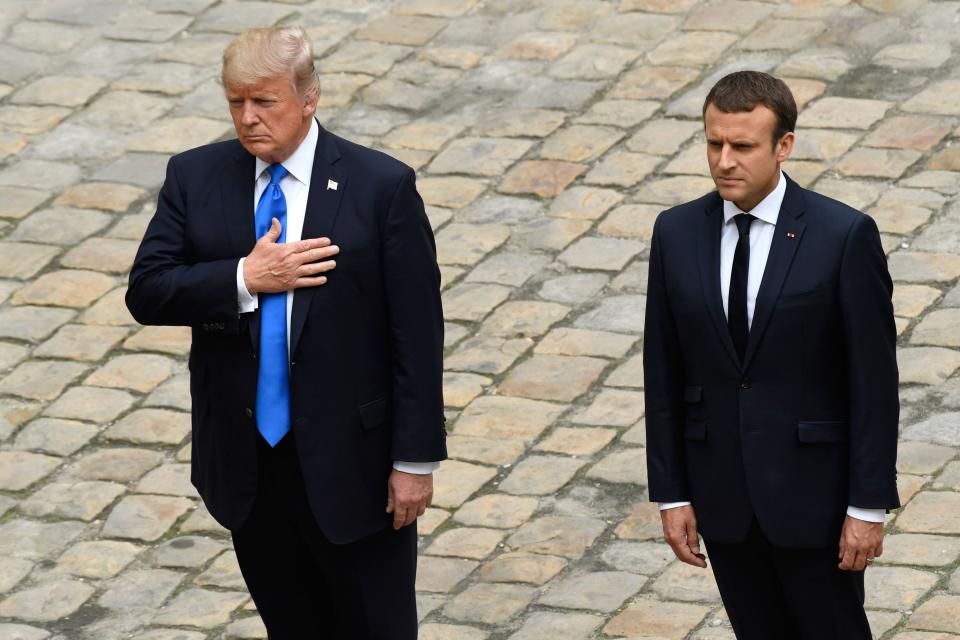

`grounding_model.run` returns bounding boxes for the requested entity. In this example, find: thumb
[386,482,395,514]
[261,217,281,243]
[686,519,700,554]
